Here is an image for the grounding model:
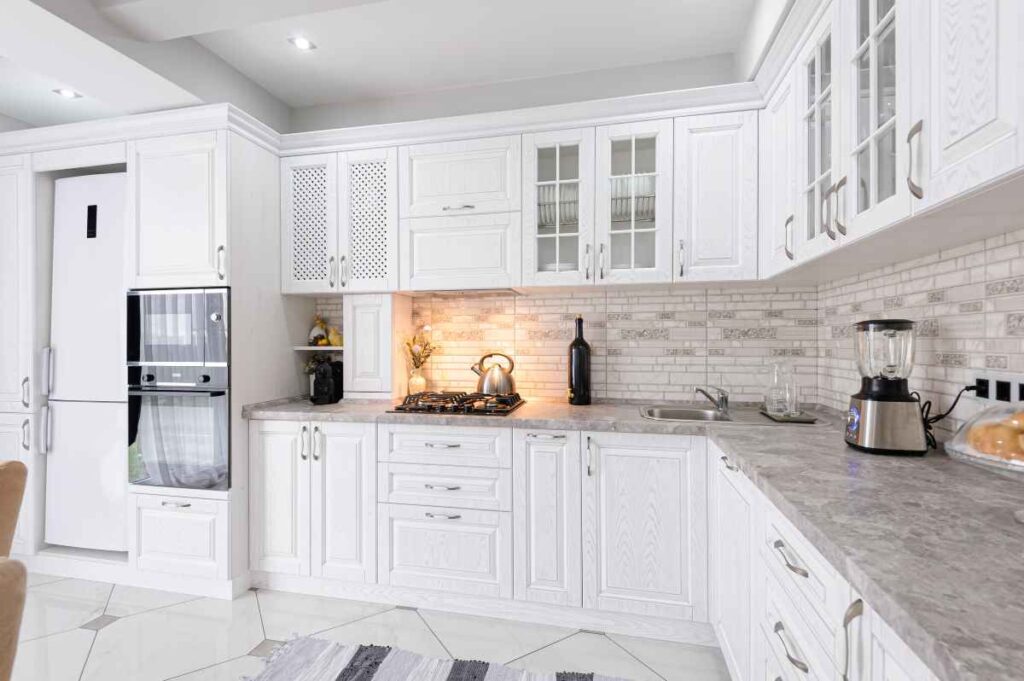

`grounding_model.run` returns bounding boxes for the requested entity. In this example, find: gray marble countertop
[242,396,1024,681]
